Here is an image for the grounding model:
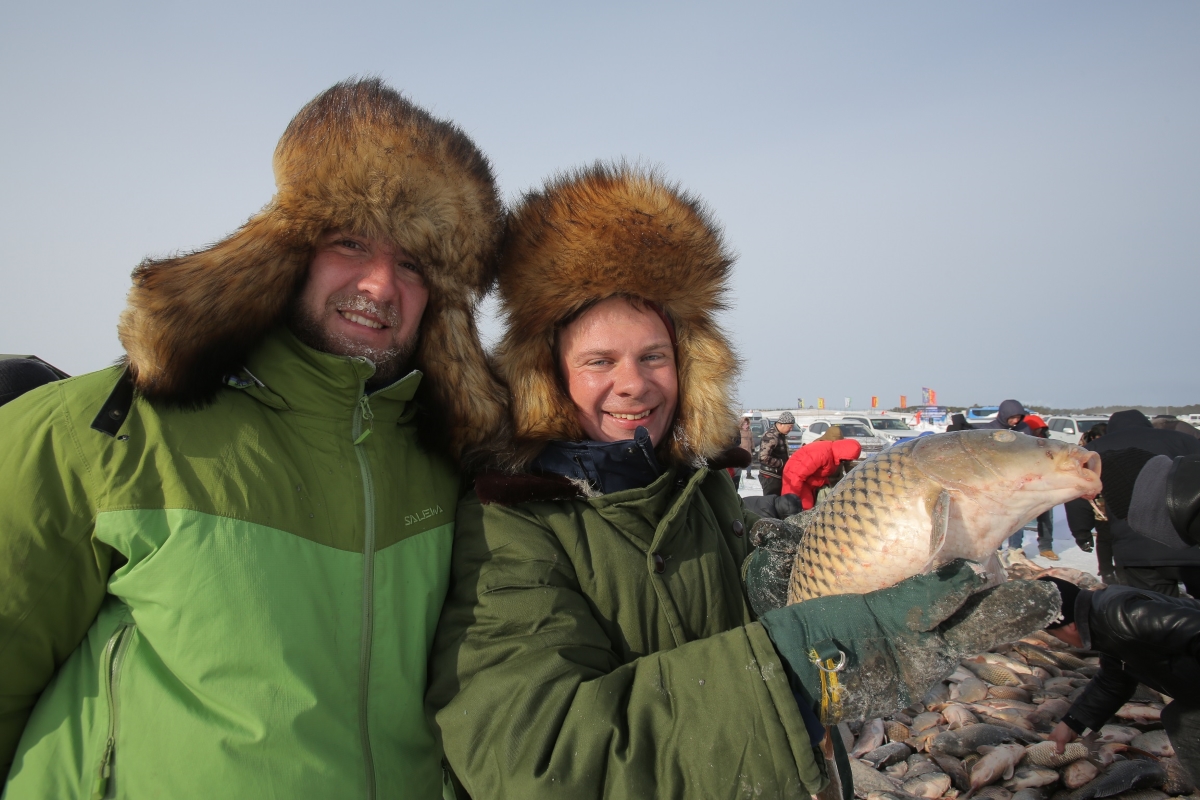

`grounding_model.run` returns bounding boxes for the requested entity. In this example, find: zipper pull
[354,395,375,445]
[92,737,114,800]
